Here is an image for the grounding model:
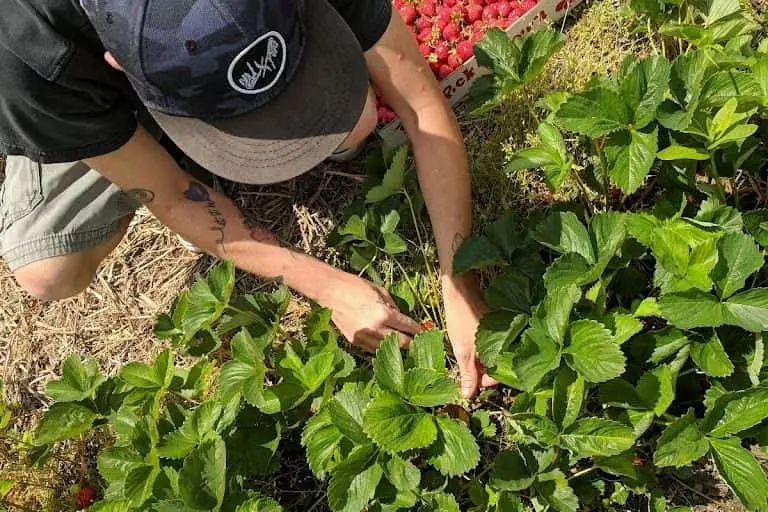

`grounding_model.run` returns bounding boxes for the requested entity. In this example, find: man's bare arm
[85,125,420,348]
[364,13,472,276]
[364,13,496,397]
